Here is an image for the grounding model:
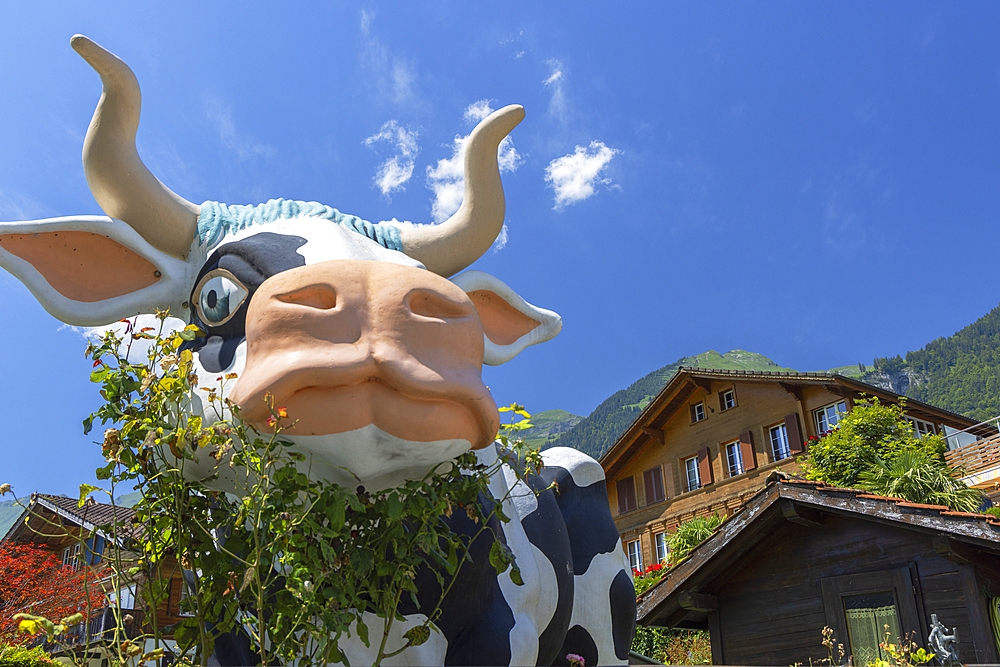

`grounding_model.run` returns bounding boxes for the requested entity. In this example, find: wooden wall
[705,513,1000,665]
